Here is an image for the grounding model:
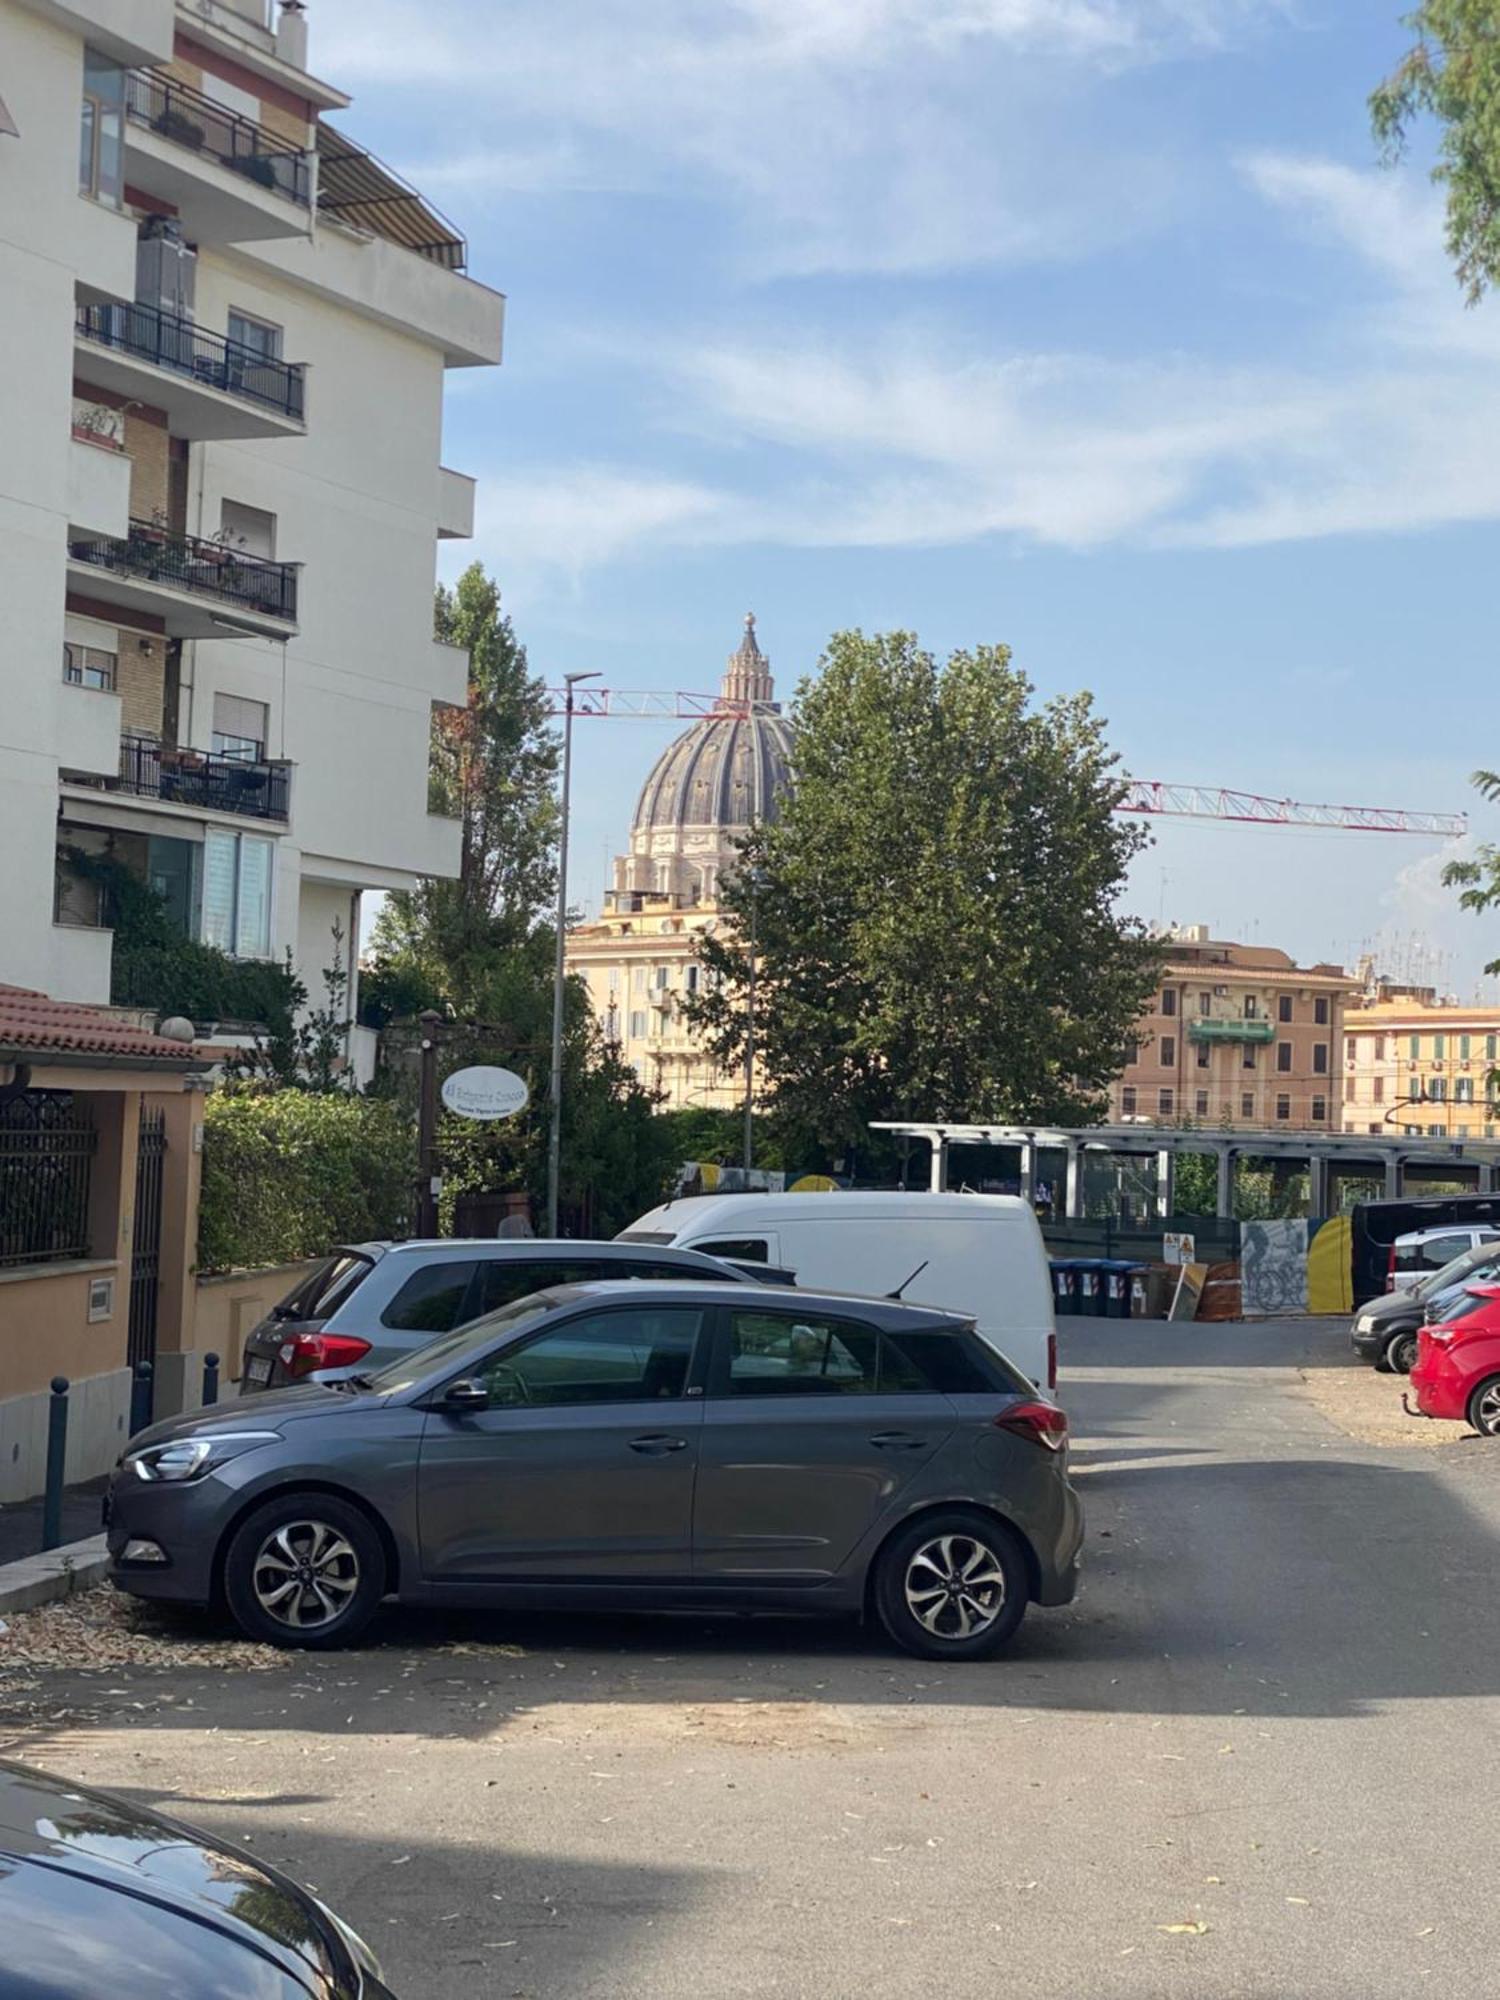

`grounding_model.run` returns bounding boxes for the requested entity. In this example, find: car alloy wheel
[1387,1329,1419,1376]
[251,1519,360,1631]
[1470,1377,1500,1437]
[902,1531,1008,1642]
